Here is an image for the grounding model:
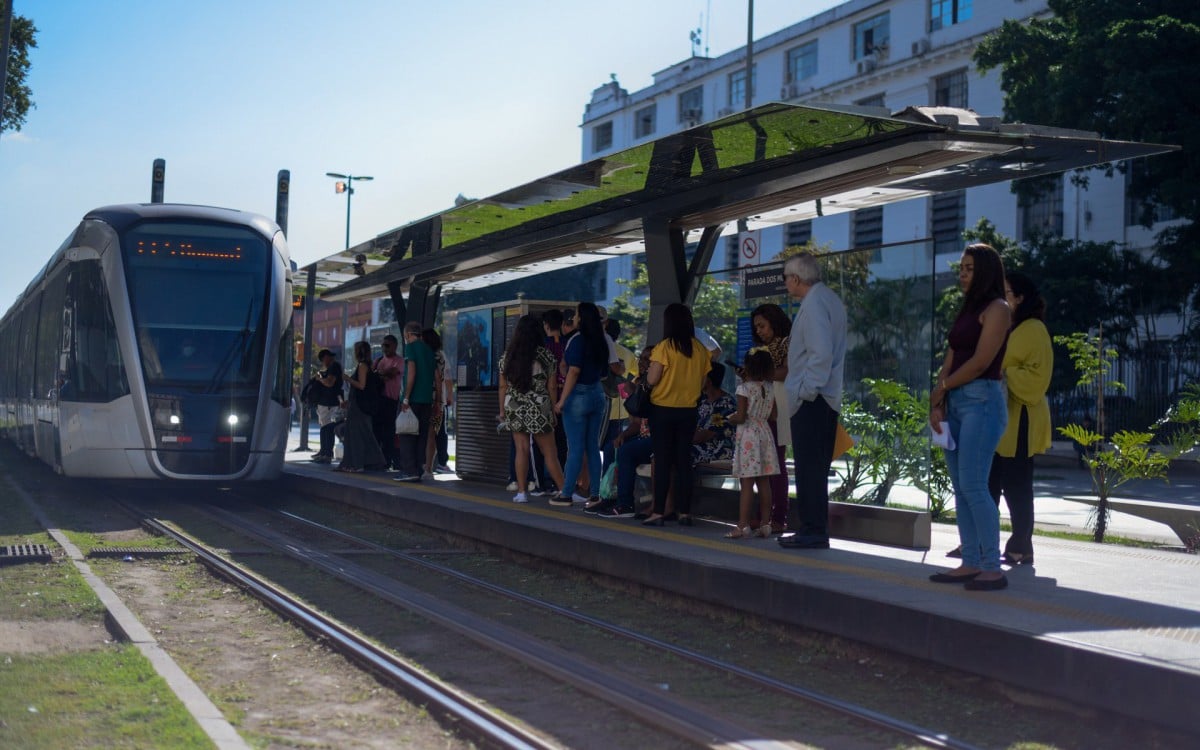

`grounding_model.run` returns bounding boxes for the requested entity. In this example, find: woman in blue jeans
[929,243,1011,591]
[553,302,610,506]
